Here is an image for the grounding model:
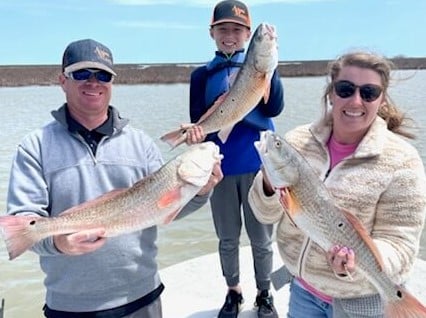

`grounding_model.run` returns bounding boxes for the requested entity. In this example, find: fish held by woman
[254,130,426,318]
[160,22,279,148]
[0,142,222,260]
